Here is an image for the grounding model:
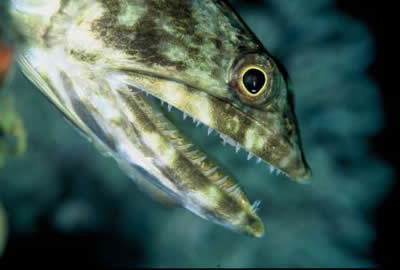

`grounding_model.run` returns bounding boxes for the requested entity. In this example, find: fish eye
[238,66,268,97]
